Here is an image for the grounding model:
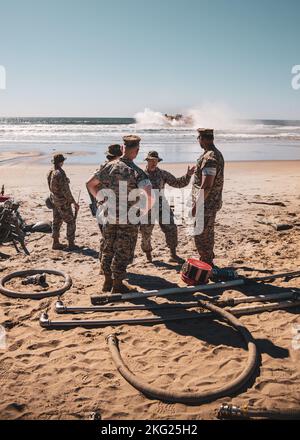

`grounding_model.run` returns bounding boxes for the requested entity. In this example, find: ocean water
[0,110,300,165]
